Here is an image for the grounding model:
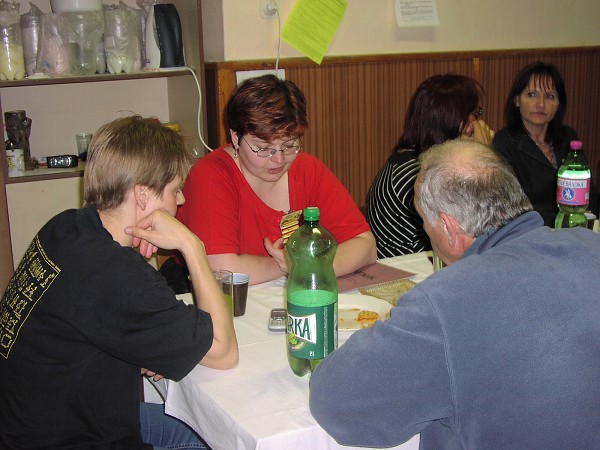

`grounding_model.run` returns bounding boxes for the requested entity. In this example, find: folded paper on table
[359,278,416,305]
[336,261,415,293]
